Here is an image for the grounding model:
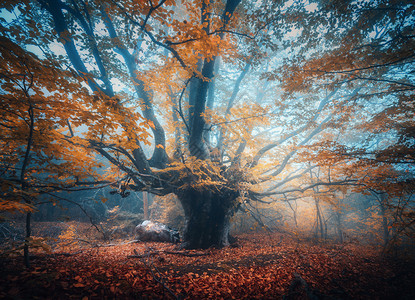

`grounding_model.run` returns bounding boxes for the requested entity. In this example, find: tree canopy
[1,0,414,250]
